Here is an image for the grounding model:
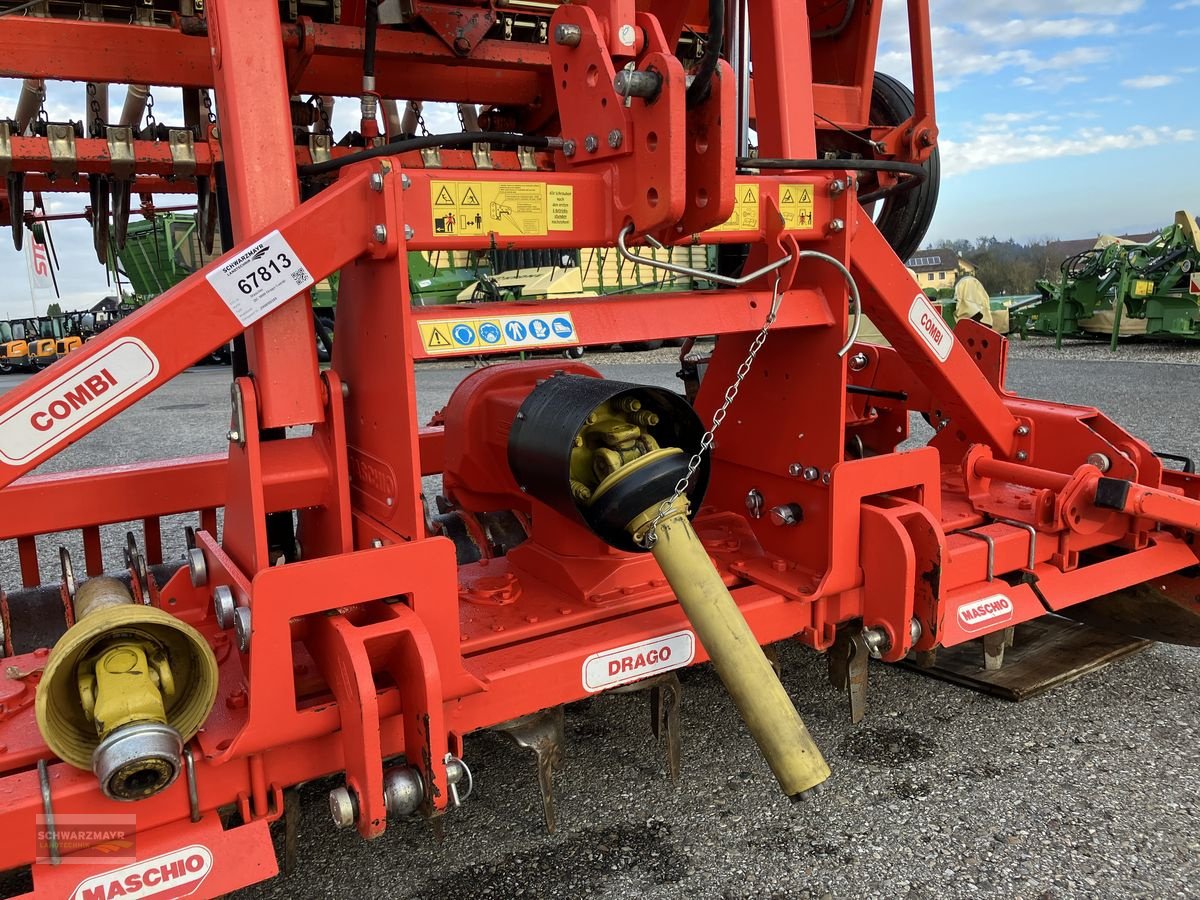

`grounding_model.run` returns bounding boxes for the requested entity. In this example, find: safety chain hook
[639,273,785,548]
